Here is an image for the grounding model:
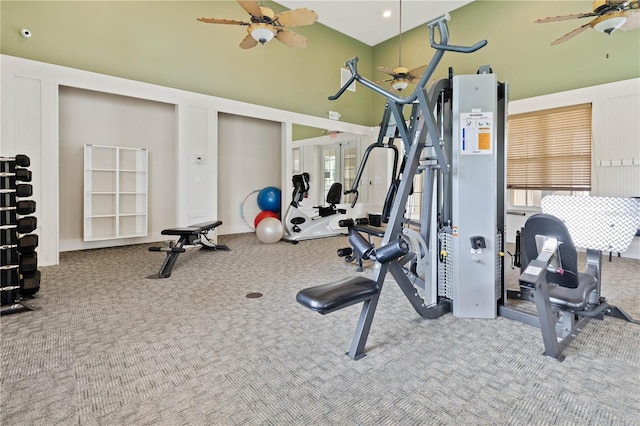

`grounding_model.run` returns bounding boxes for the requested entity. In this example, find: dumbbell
[20,269,40,296]
[0,206,38,226]
[0,155,30,168]
[19,252,37,274]
[0,201,36,216]
[0,169,32,183]
[17,216,37,233]
[17,234,38,254]
[0,184,32,198]
[0,216,37,234]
